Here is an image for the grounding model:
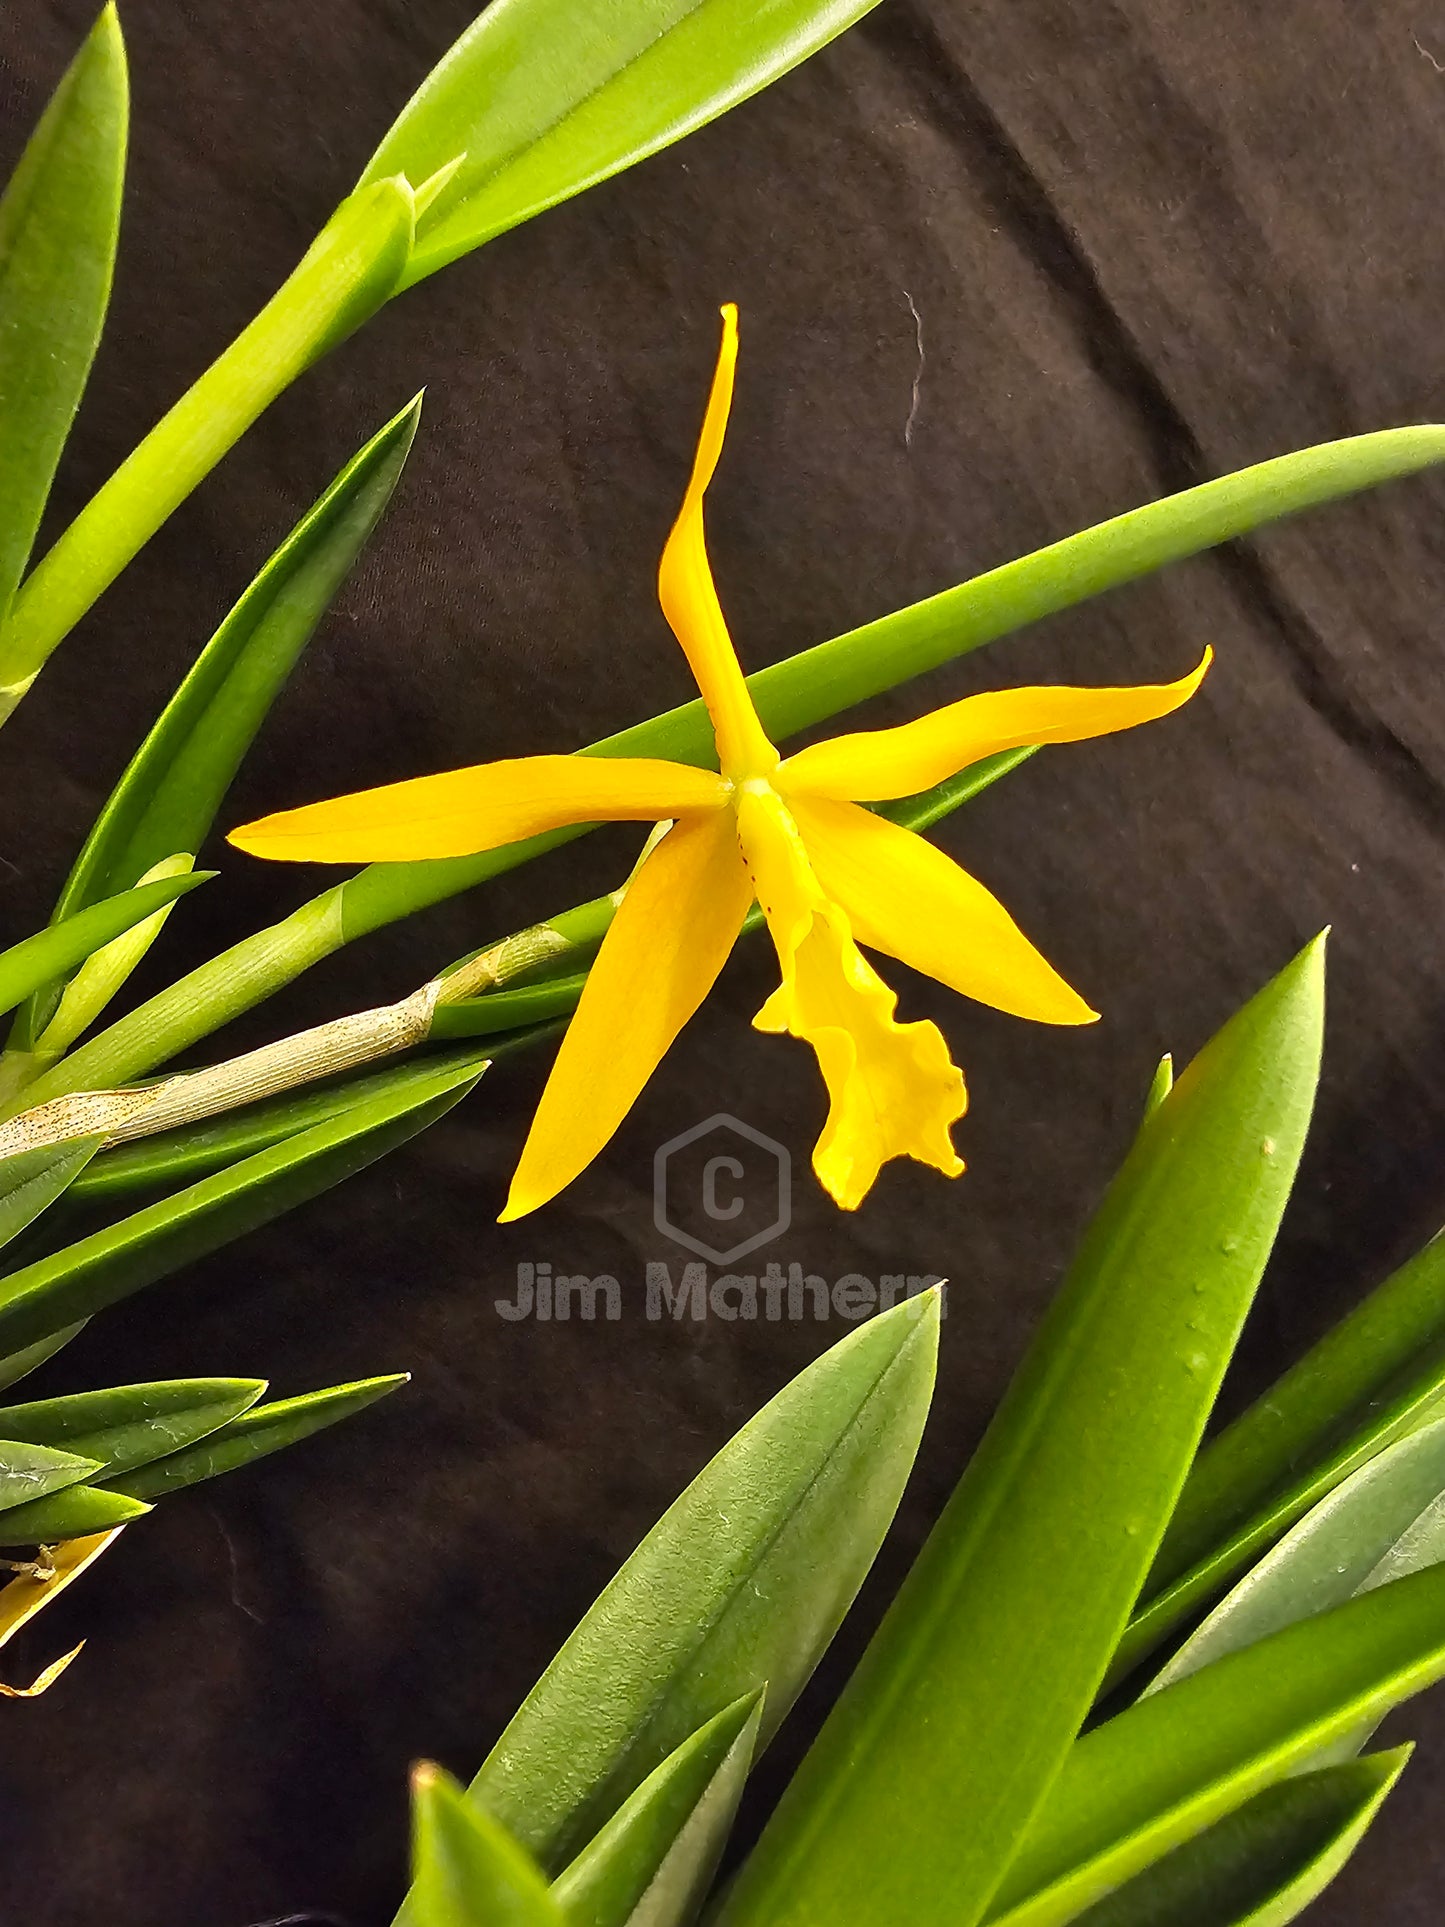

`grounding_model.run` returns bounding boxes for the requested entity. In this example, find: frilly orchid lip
[230,304,1211,1217]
